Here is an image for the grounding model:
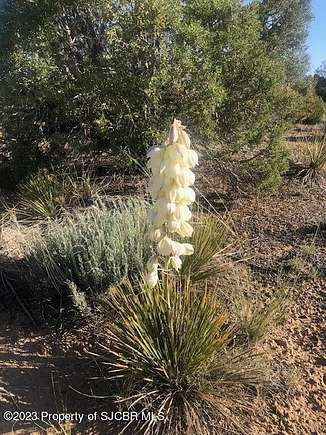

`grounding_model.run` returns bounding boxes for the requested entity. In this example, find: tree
[0,0,223,184]
[0,0,310,191]
[315,61,326,102]
[256,0,312,83]
[300,79,325,124]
